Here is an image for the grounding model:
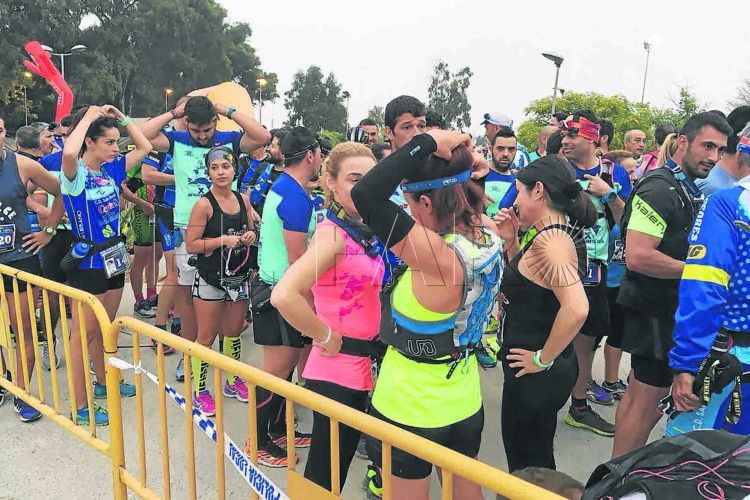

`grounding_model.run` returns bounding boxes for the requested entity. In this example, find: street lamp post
[40,44,88,81]
[542,52,564,115]
[256,77,267,125]
[641,41,652,104]
[22,71,33,125]
[164,87,174,113]
[342,90,351,131]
